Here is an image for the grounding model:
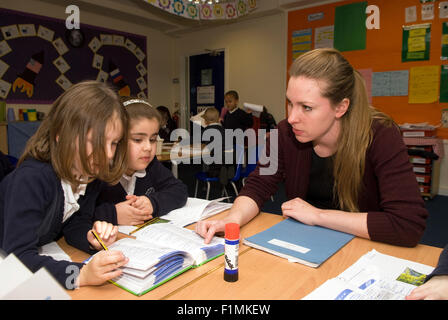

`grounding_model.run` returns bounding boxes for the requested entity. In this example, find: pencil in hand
[91,229,109,251]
